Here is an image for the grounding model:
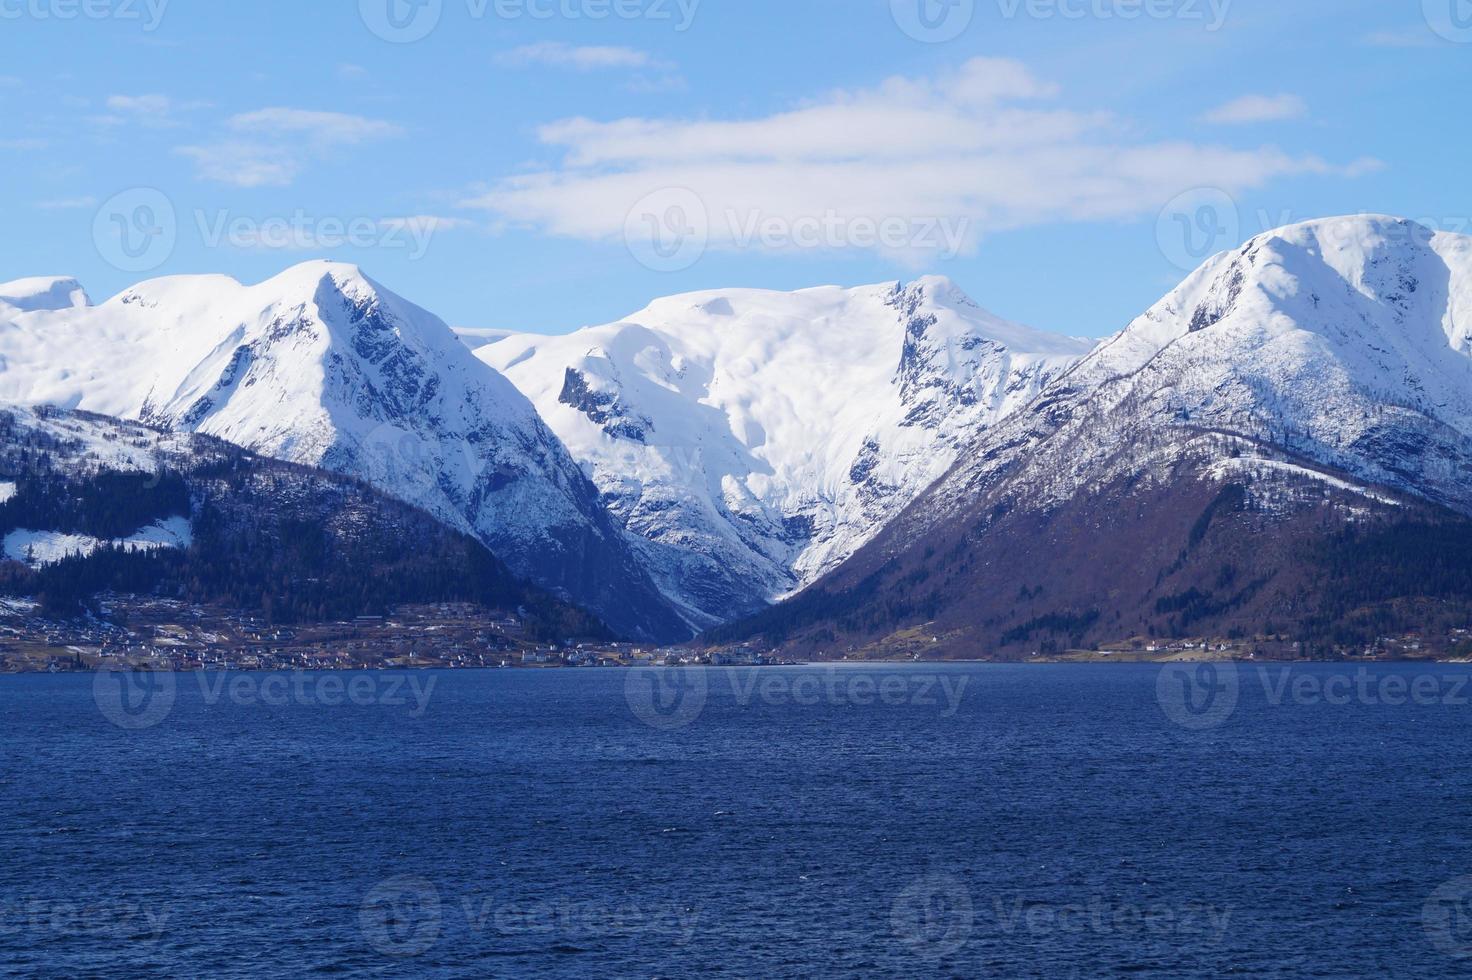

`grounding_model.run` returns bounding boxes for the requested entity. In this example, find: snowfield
[4,516,193,568]
[0,262,684,639]
[480,276,1093,625]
